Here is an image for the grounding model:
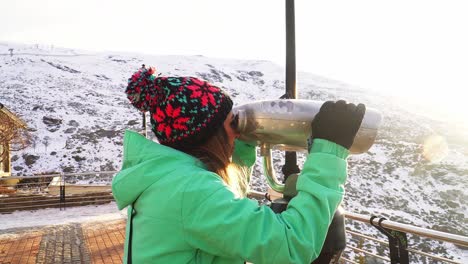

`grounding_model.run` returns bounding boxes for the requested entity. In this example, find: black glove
[311,100,366,150]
